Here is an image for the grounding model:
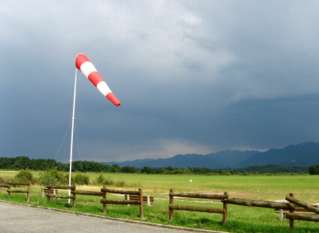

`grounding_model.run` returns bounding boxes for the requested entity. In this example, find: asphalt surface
[0,202,213,233]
